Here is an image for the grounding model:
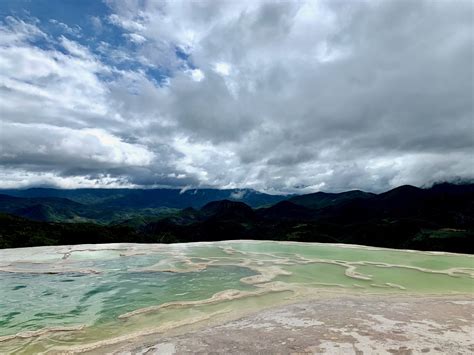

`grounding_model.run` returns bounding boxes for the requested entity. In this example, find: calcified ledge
[0,325,86,343]
[1,240,473,353]
[118,286,291,320]
[2,239,473,256]
[4,240,473,278]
